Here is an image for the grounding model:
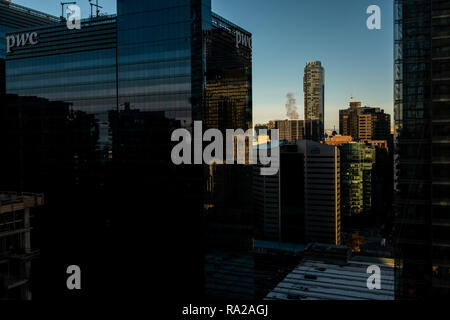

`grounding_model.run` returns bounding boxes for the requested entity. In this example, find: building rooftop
[0,0,59,22]
[265,256,395,300]
[0,192,44,214]
[212,12,251,36]
[254,240,306,255]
